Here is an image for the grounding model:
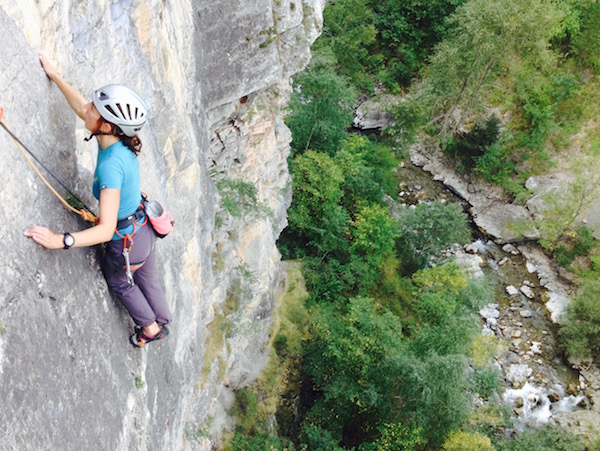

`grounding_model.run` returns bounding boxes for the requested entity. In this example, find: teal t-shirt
[93,141,142,239]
